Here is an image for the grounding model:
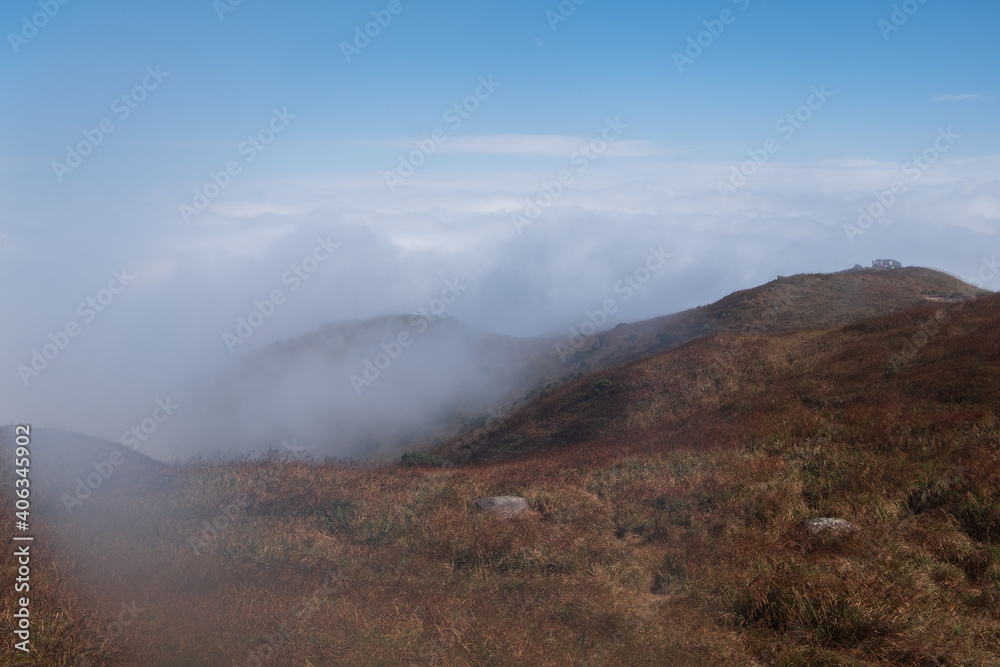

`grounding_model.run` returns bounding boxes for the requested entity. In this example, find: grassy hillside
[439,275,994,465]
[414,266,988,457]
[197,266,984,461]
[3,289,998,665]
[549,266,986,379]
